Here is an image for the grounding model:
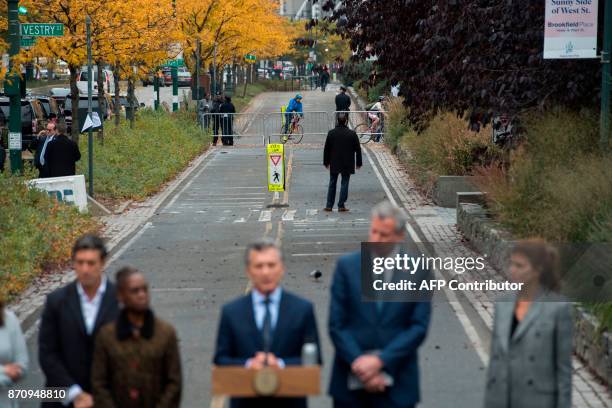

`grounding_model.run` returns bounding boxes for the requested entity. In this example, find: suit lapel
[496,300,513,353]
[271,291,289,353]
[67,282,87,337]
[512,301,543,343]
[245,294,263,351]
[93,282,115,333]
